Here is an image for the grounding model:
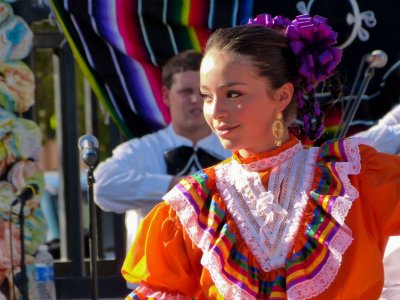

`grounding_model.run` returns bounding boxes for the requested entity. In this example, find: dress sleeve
[357,145,400,236]
[122,201,202,299]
